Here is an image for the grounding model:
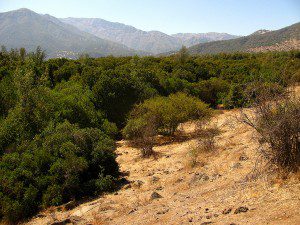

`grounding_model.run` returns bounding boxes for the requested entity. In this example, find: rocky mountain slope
[188,22,300,54]
[27,100,300,225]
[60,18,181,54]
[172,32,239,48]
[61,18,238,54]
[247,39,300,53]
[0,9,139,58]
